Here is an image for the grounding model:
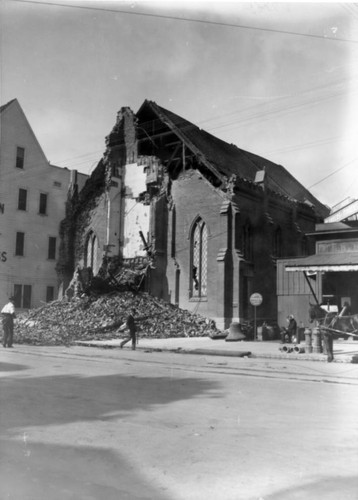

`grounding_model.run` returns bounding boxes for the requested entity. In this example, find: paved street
[1,345,358,500]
